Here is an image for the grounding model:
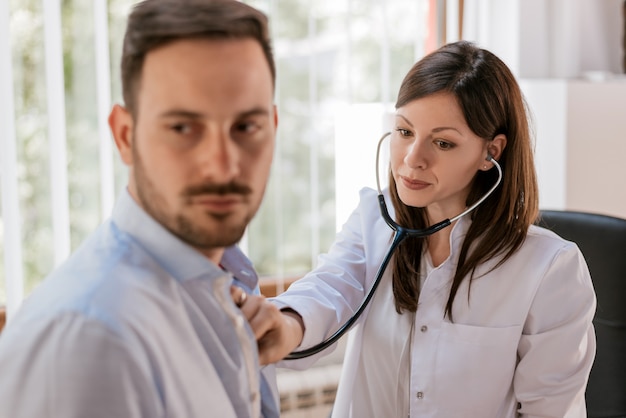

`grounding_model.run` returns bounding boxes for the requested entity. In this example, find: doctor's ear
[482,134,506,170]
